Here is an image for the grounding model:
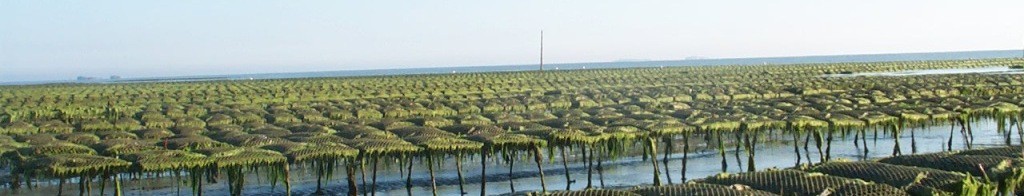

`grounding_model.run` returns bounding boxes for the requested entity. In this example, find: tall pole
[540,31,544,71]
[1018,33,1024,58]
